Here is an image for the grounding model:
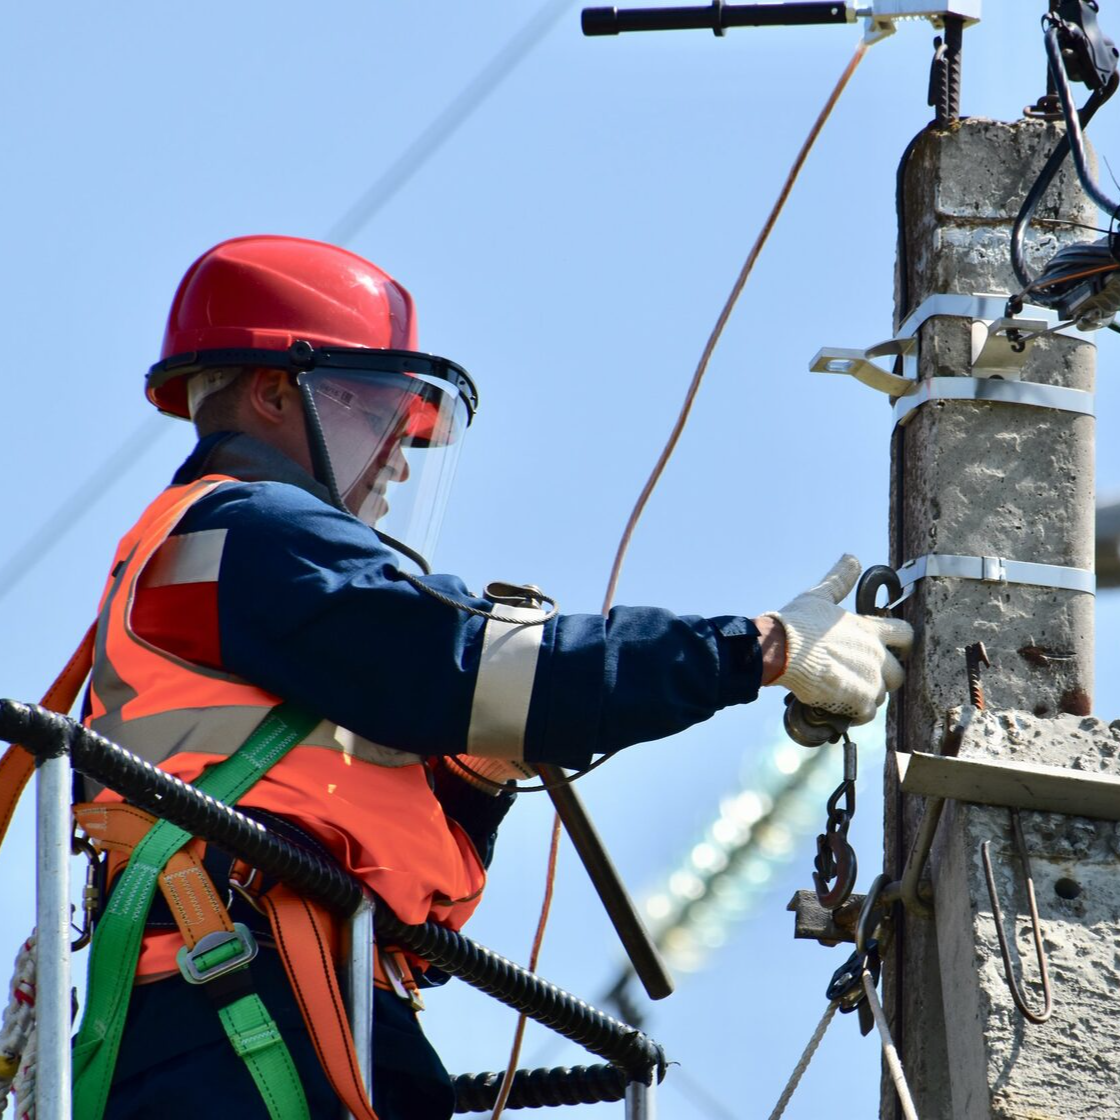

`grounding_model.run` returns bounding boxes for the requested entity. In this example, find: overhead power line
[0,0,574,606]
[0,415,167,602]
[327,0,574,246]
